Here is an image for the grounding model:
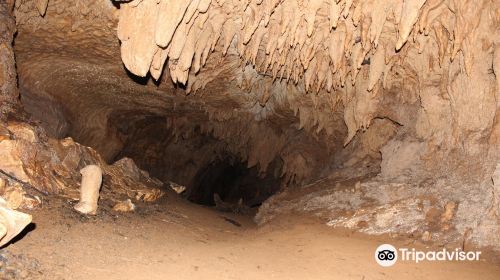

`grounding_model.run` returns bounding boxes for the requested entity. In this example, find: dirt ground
[2,193,499,280]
